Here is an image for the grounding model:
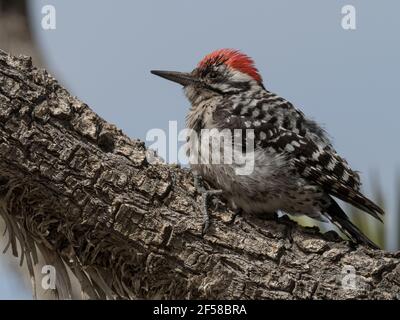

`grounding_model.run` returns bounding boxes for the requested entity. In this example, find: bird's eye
[208,71,218,79]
